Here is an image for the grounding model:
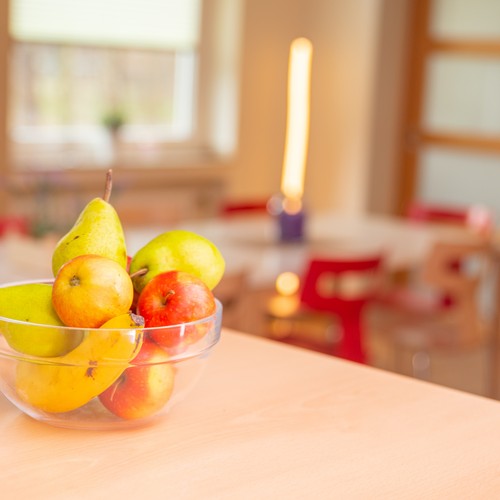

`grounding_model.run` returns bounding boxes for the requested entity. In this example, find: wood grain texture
[0,330,499,499]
